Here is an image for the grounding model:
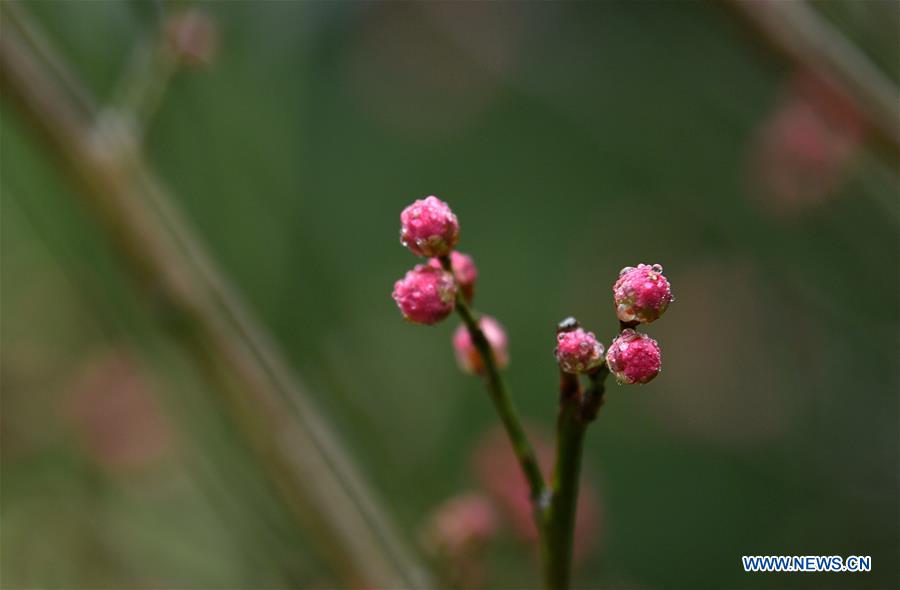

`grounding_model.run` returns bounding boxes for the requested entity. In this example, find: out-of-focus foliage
[2,2,897,589]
